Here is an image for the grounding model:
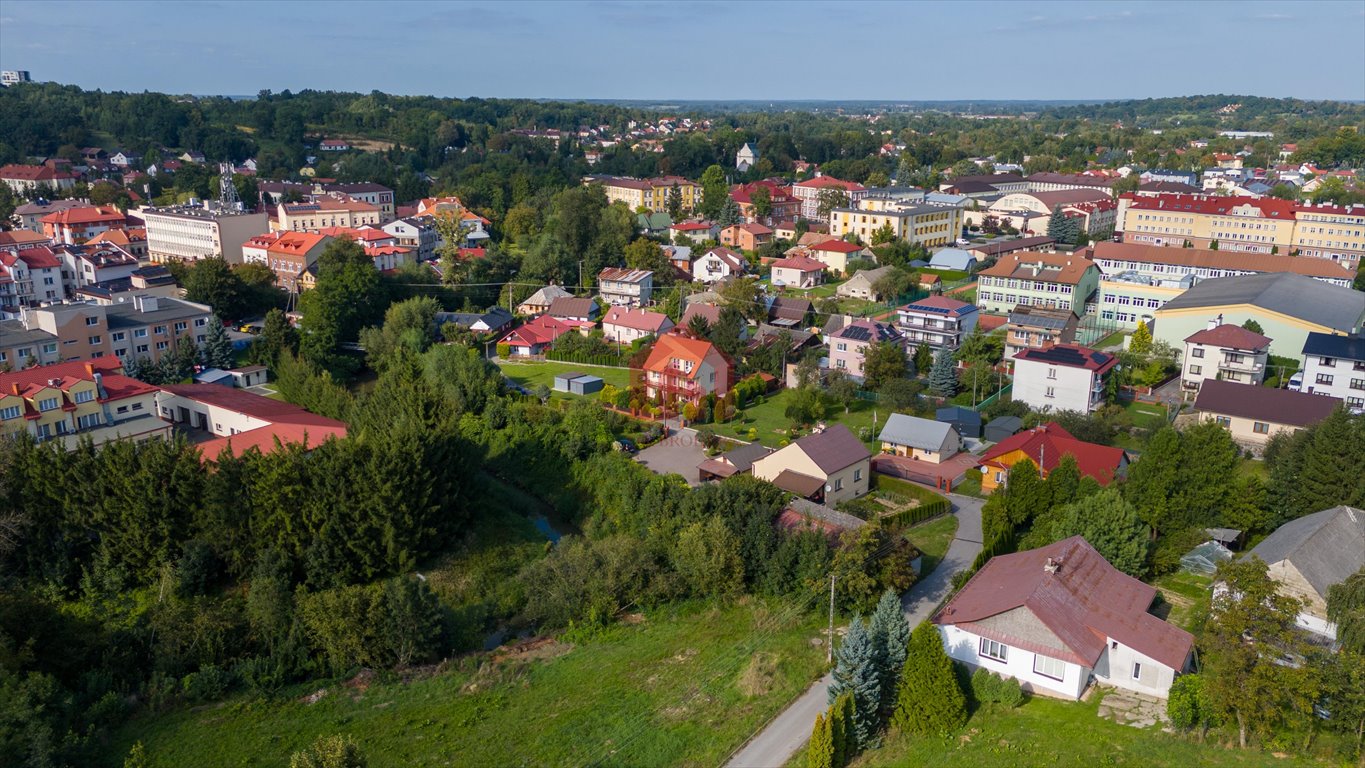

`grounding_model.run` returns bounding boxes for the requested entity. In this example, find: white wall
[1094,638,1179,699]
[938,625,1088,699]
[1013,358,1099,413]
